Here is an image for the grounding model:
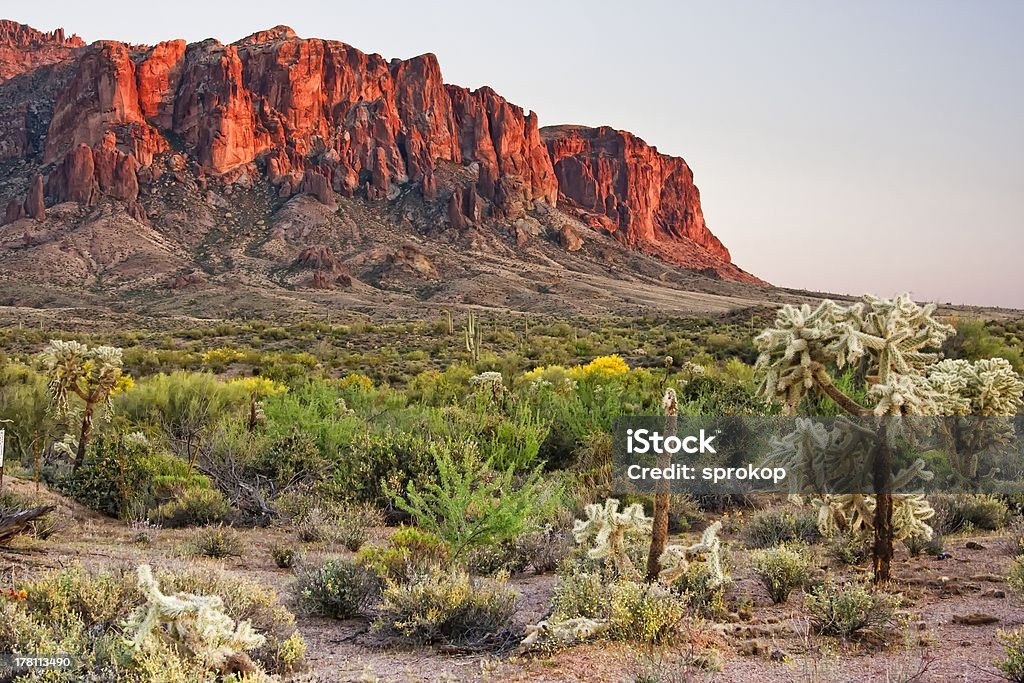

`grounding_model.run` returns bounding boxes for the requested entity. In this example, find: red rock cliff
[542,124,730,262]
[0,20,760,283]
